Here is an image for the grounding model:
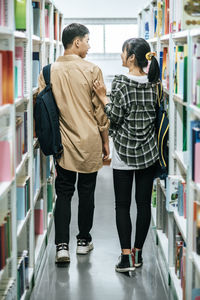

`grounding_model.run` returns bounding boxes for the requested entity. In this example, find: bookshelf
[0,0,63,298]
[138,0,200,299]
